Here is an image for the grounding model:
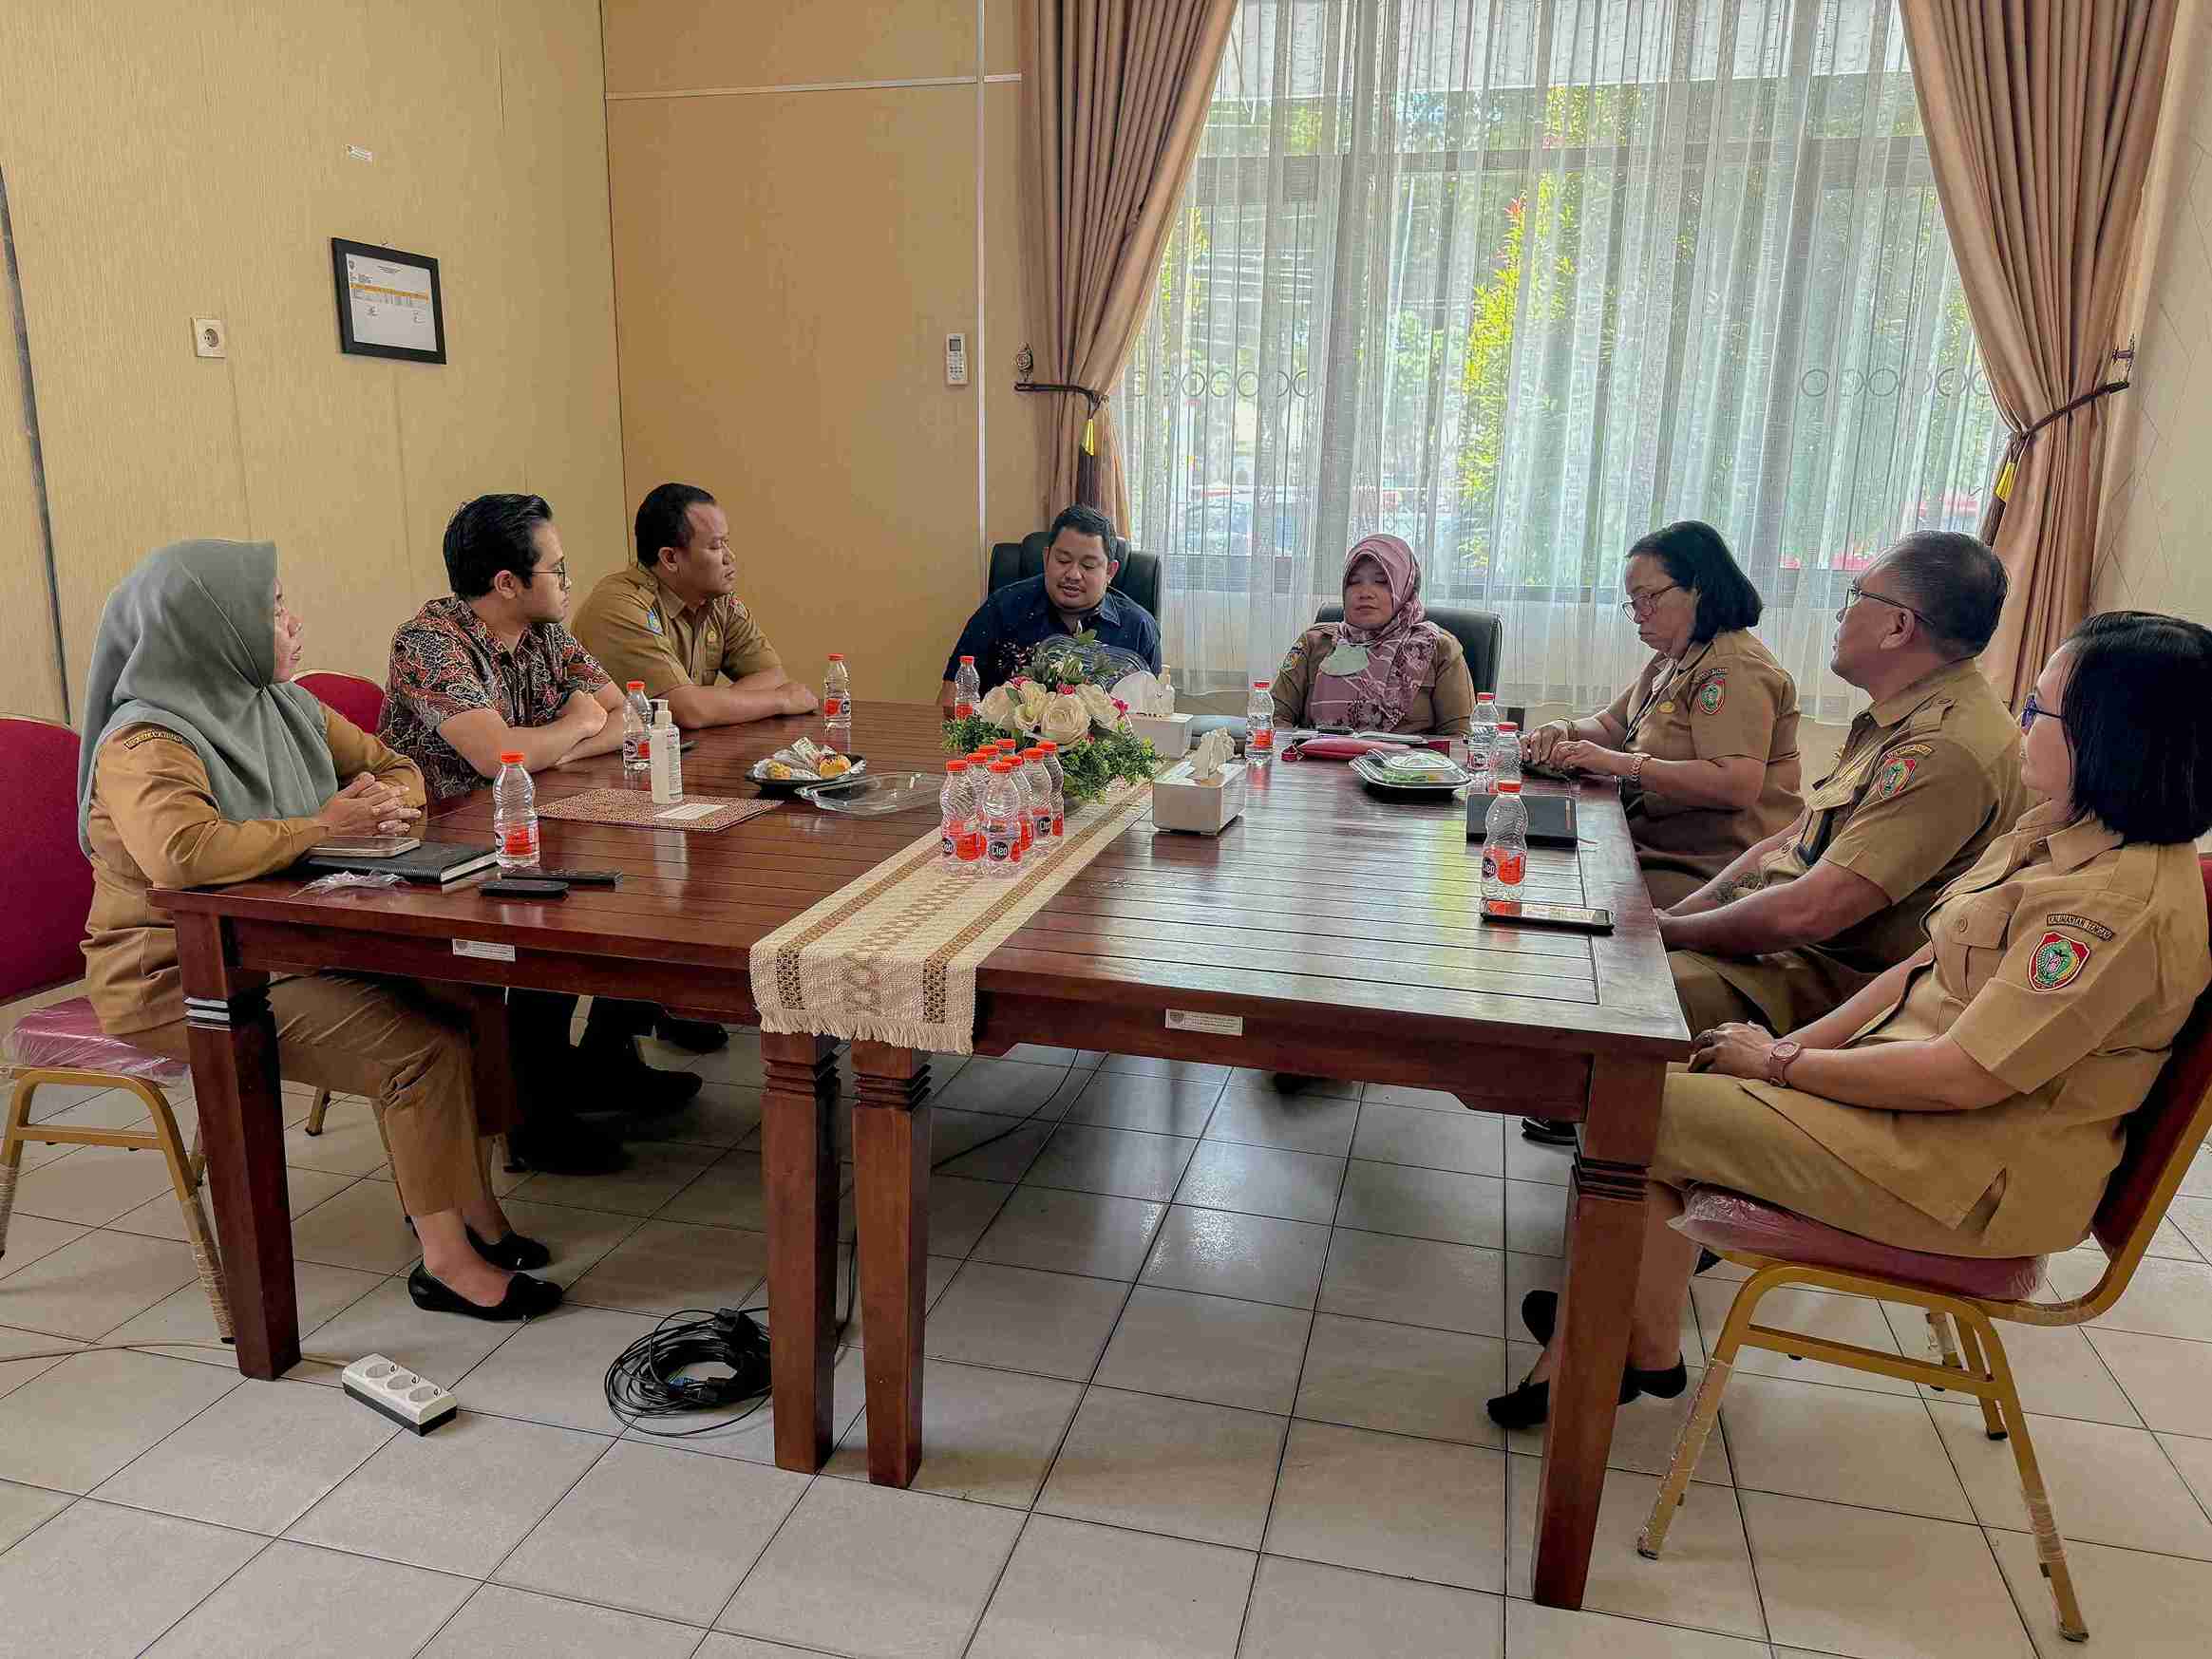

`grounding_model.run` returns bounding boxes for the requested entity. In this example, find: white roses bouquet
[943,640,1159,806]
